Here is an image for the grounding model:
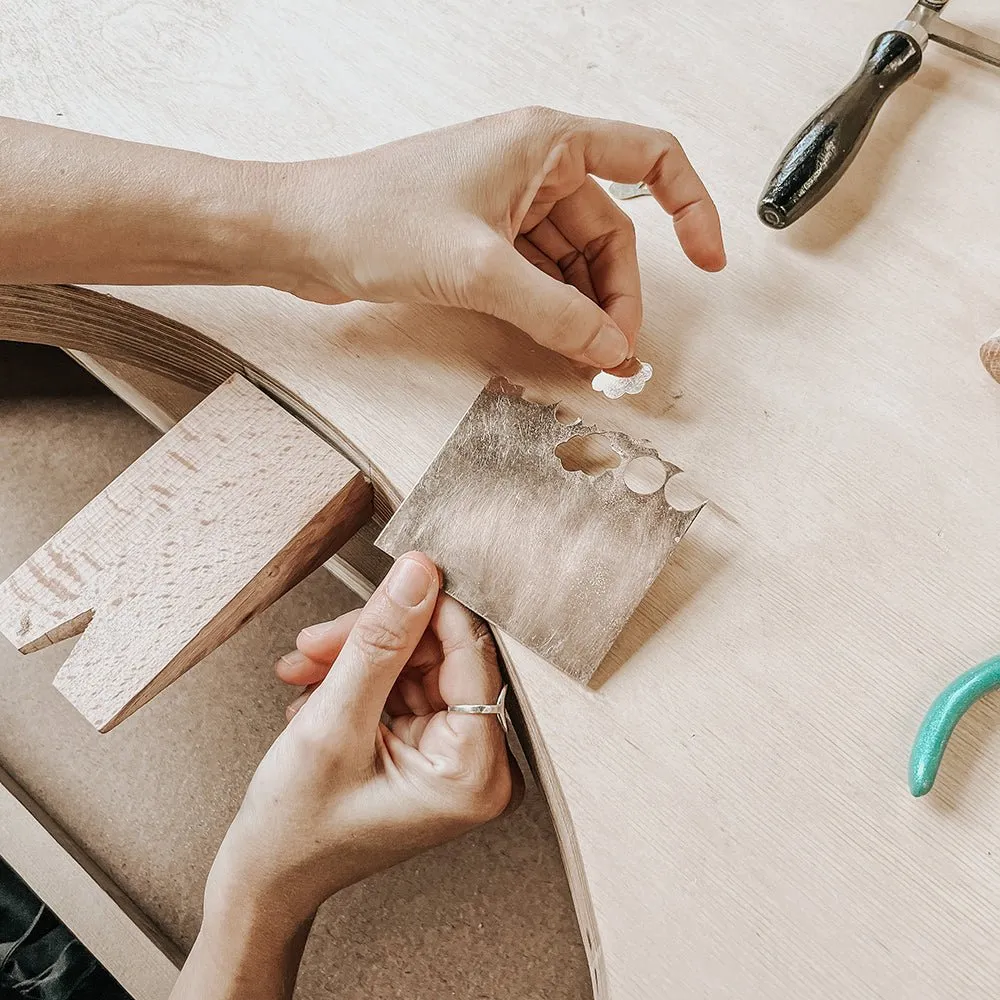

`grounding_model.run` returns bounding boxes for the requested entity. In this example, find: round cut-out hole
[554,402,580,425]
[623,456,667,494]
[555,434,621,477]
